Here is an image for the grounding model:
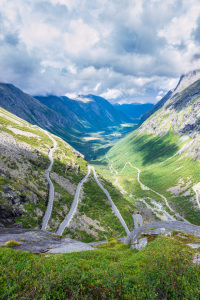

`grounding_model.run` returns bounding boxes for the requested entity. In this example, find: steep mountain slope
[114,103,154,122]
[140,90,173,123]
[95,72,200,226]
[0,107,135,241]
[141,69,200,123]
[35,94,130,132]
[0,83,79,140]
[0,83,133,160]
